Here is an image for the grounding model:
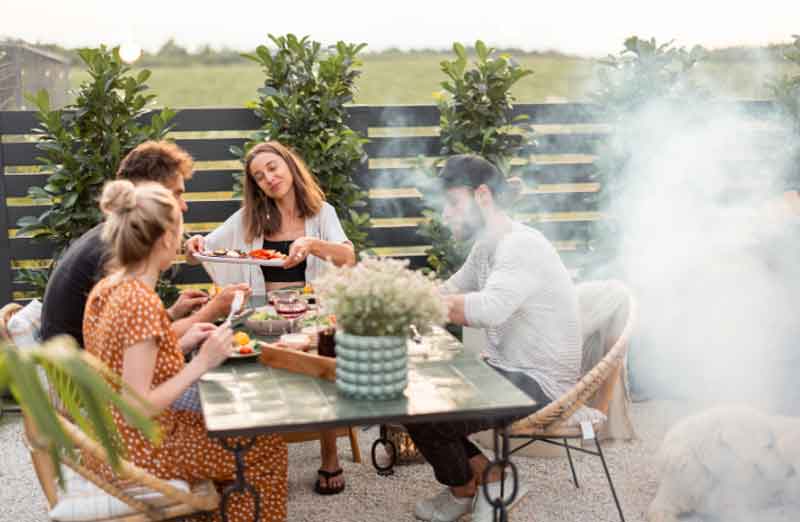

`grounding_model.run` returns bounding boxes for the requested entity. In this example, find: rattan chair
[3,304,220,521]
[1,303,23,418]
[23,412,220,522]
[508,287,638,522]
